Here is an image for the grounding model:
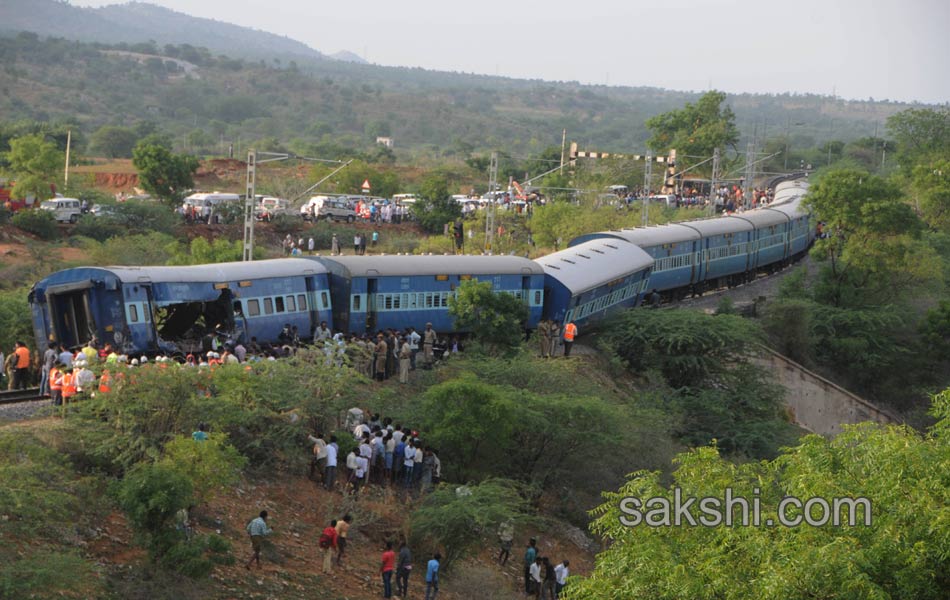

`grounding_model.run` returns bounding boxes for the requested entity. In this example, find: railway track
[0,388,44,404]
